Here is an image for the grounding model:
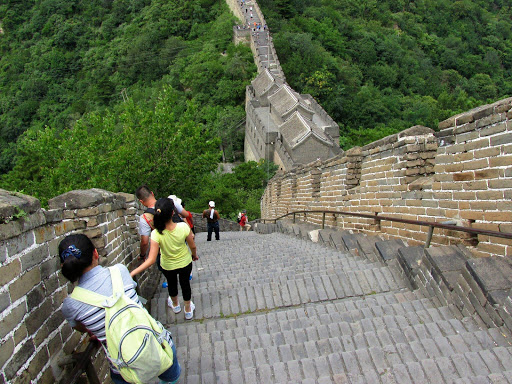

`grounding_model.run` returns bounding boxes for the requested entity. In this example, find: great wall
[1,0,512,383]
